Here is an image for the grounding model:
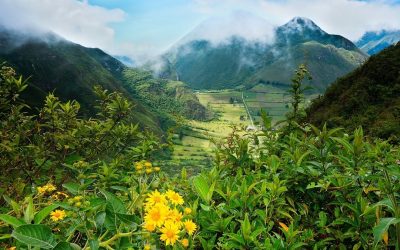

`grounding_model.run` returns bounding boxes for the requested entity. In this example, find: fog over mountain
[1,0,400,64]
[356,29,400,55]
[160,16,367,91]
